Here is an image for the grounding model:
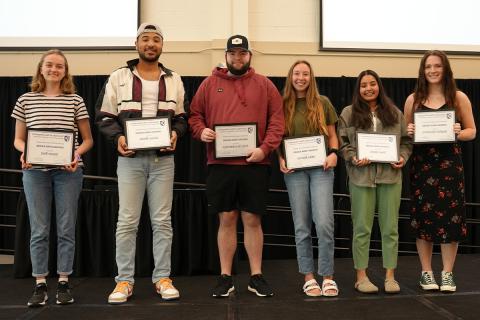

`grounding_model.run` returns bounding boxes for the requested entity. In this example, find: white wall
[249,0,319,42]
[1,0,479,78]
